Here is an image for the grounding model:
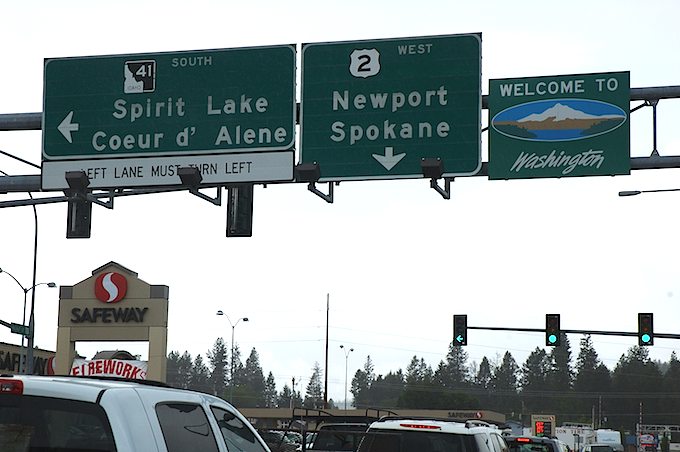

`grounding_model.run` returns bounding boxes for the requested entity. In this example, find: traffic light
[545,314,560,346]
[65,171,92,239]
[638,313,654,346]
[66,196,92,239]
[226,184,254,237]
[453,315,467,346]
